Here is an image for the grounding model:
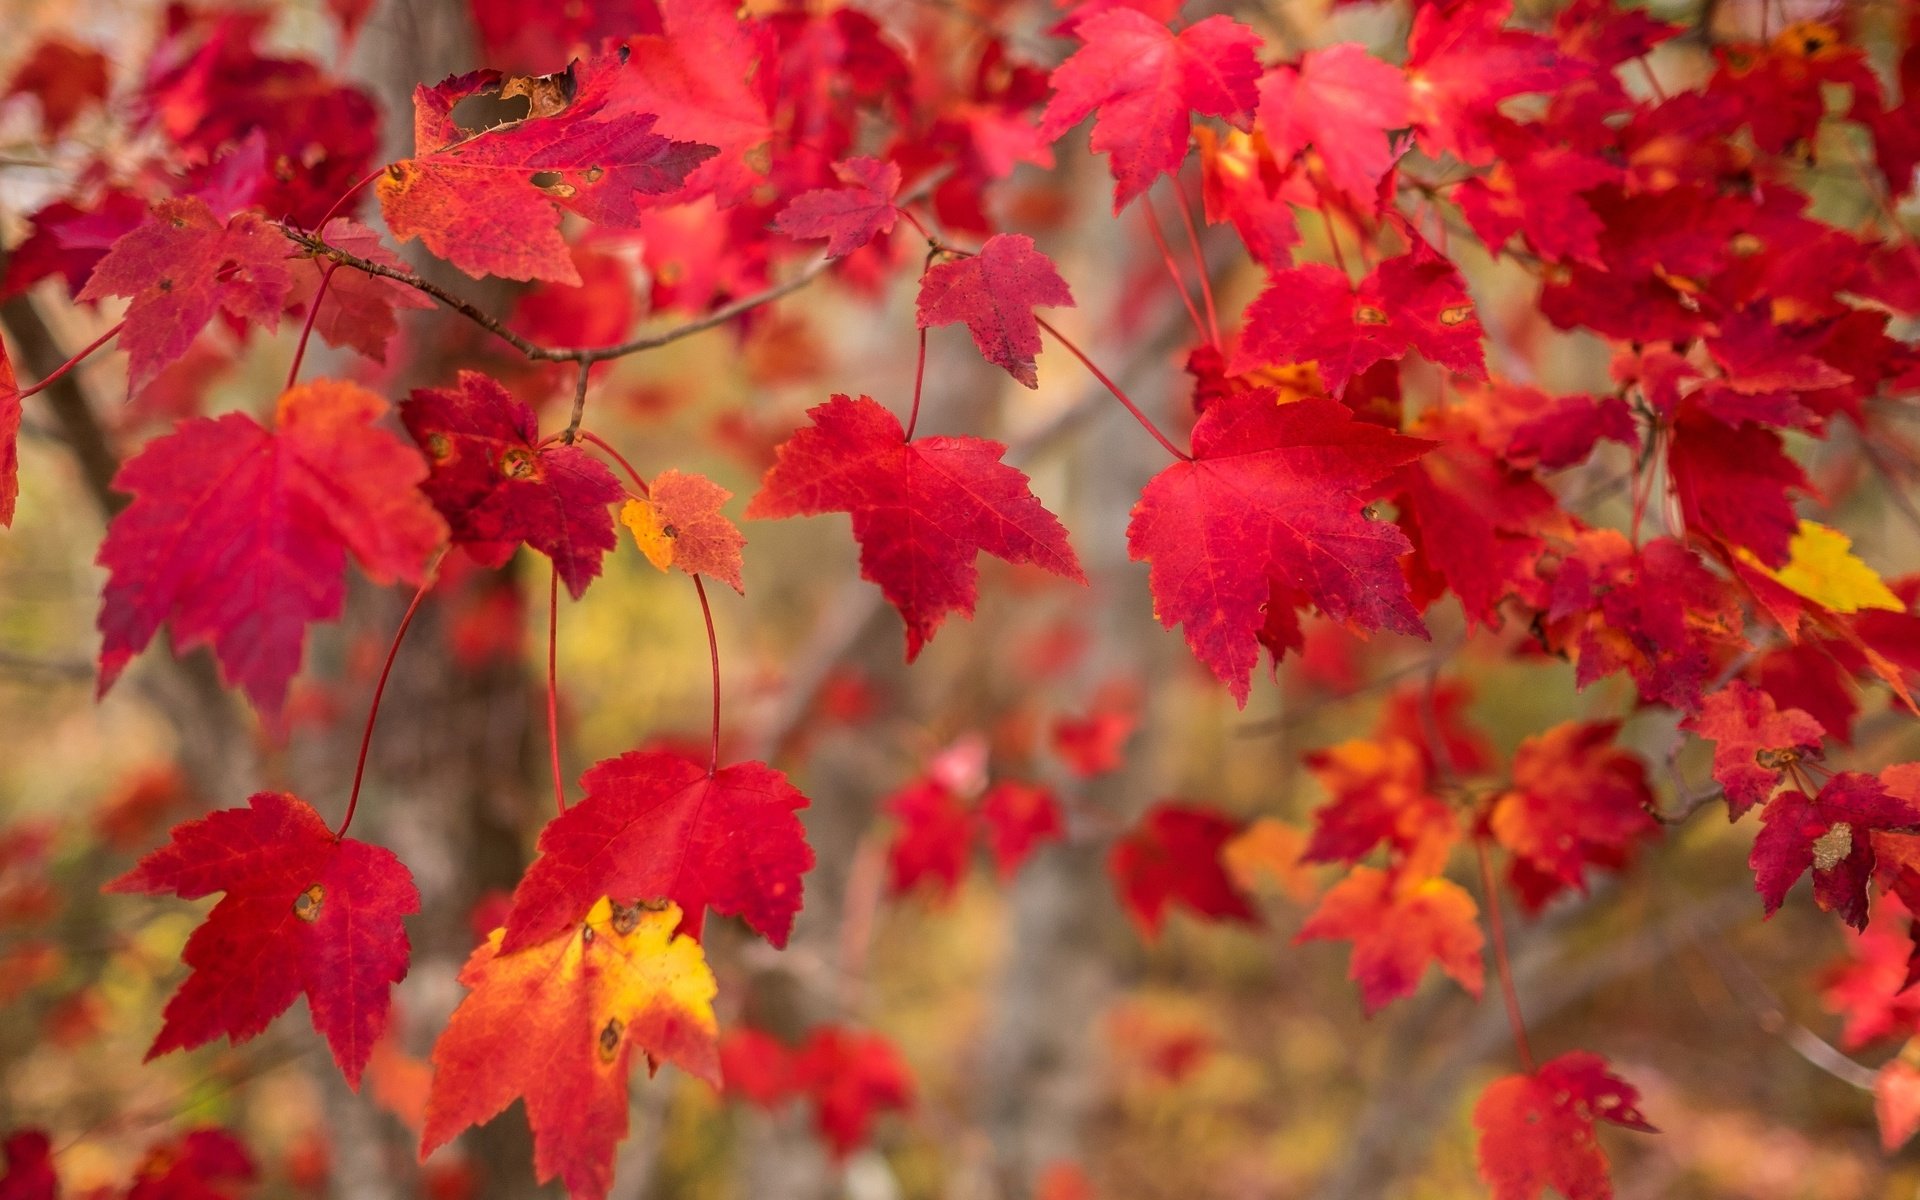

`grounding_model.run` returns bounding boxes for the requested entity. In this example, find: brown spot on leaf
[293,884,324,922]
[598,1017,623,1062]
